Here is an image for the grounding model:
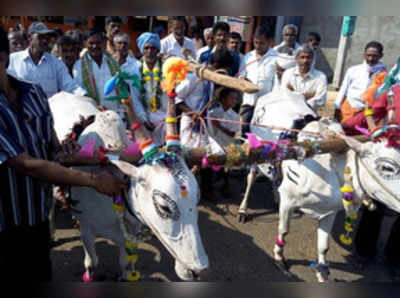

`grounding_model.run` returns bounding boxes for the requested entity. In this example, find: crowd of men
[0,16,399,281]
